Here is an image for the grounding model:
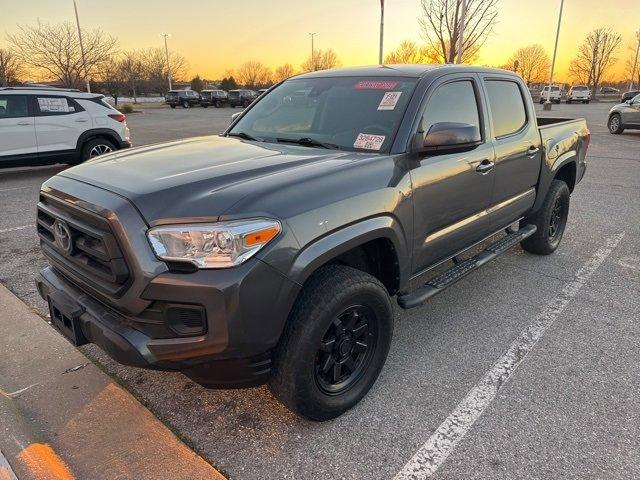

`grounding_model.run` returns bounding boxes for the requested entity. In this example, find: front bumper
[37,258,300,388]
